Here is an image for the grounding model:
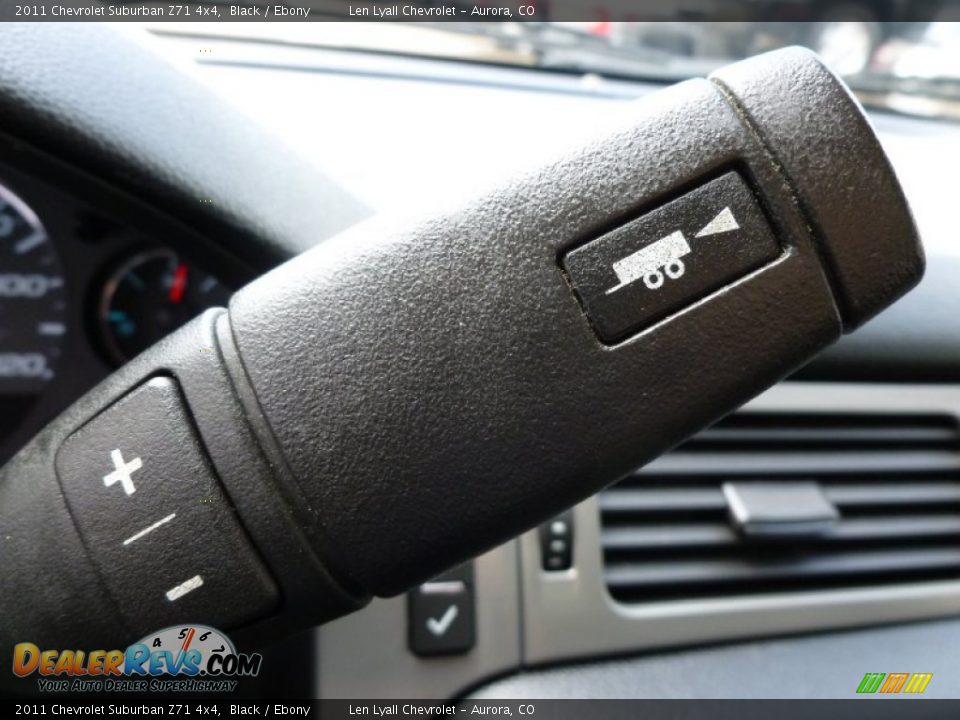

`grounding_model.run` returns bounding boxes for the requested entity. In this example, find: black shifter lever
[0,48,922,656]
